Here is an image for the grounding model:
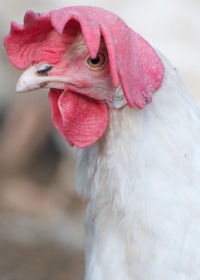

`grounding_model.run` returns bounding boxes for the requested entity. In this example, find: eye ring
[87,52,106,69]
